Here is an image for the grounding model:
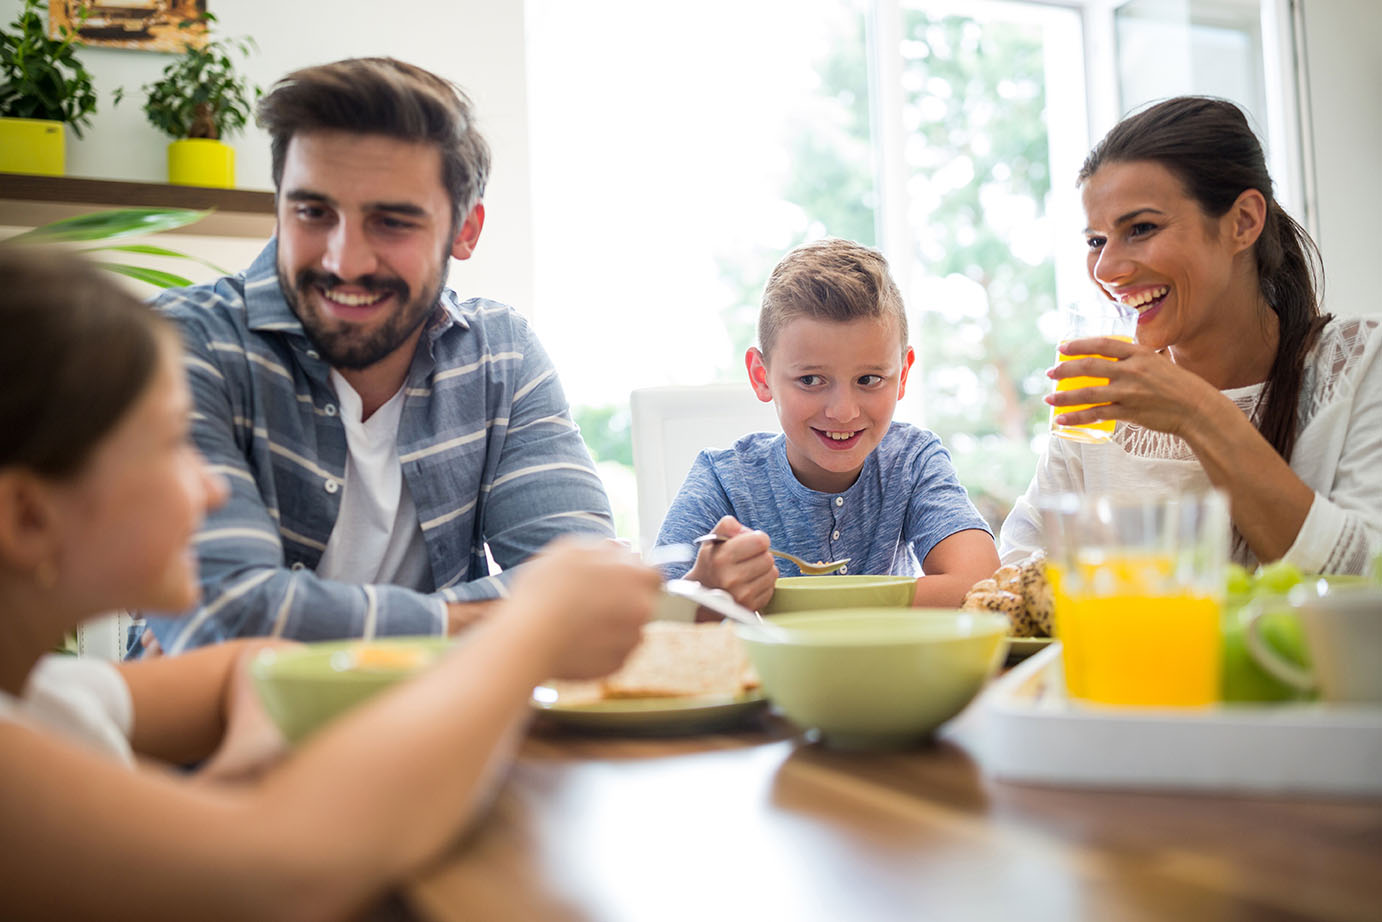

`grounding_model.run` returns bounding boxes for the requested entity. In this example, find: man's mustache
[295,269,410,303]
